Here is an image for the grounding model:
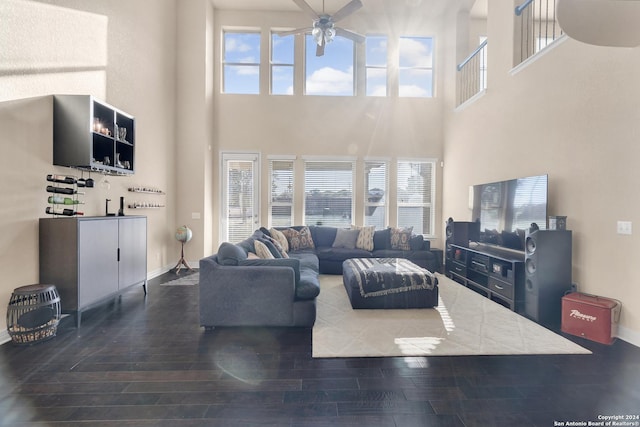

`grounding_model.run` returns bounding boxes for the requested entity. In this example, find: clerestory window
[222,30,260,94]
